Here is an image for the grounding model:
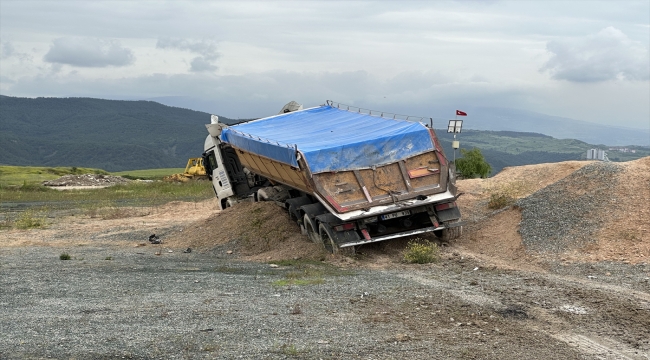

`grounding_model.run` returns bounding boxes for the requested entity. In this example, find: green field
[112,168,185,180]
[0,166,214,228]
[0,166,109,187]
[0,166,186,186]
